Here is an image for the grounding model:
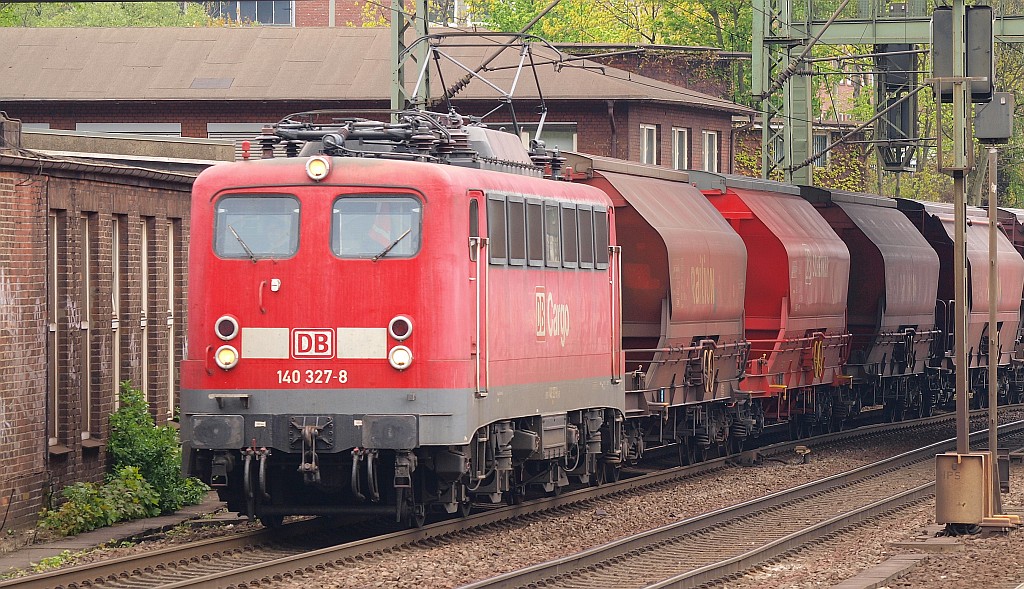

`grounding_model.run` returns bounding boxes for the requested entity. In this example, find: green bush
[39,382,210,536]
[108,382,208,513]
[39,467,159,536]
